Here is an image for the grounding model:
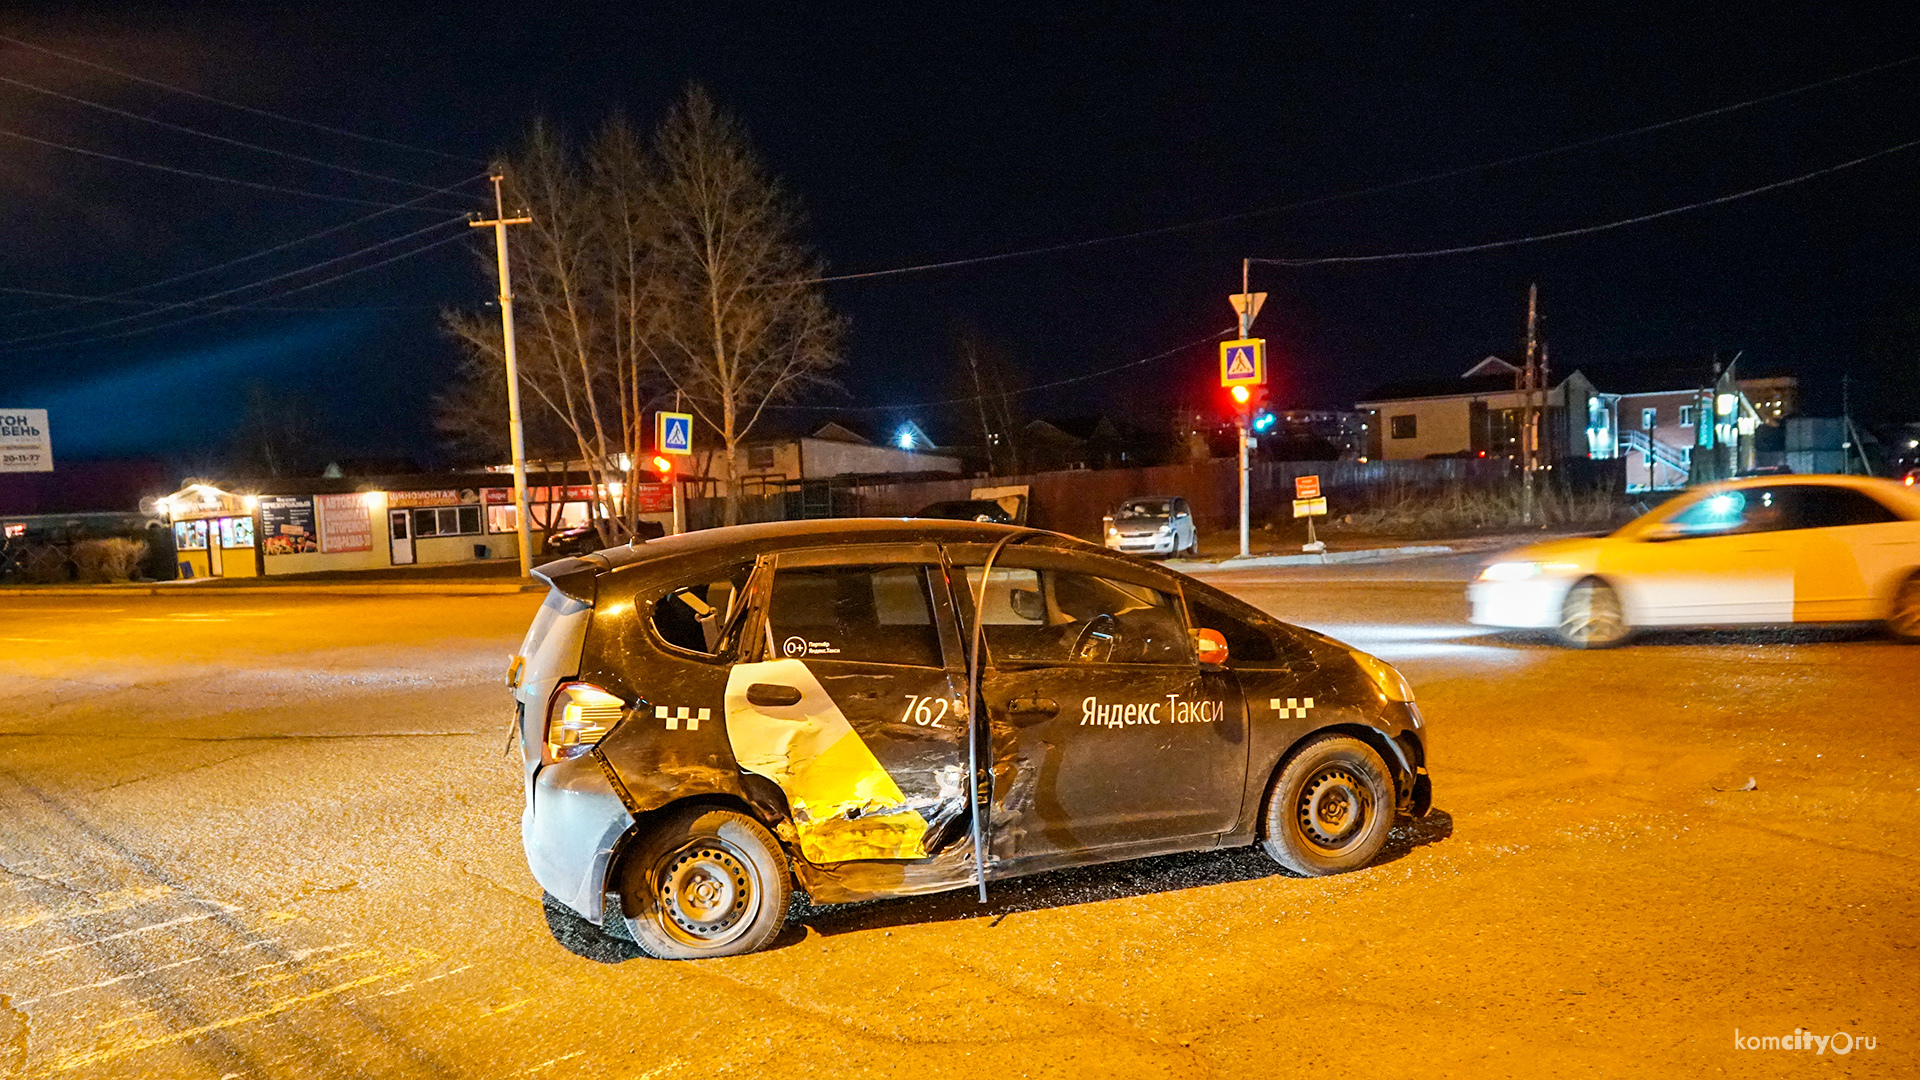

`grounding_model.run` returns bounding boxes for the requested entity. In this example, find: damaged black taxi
[509,519,1432,959]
